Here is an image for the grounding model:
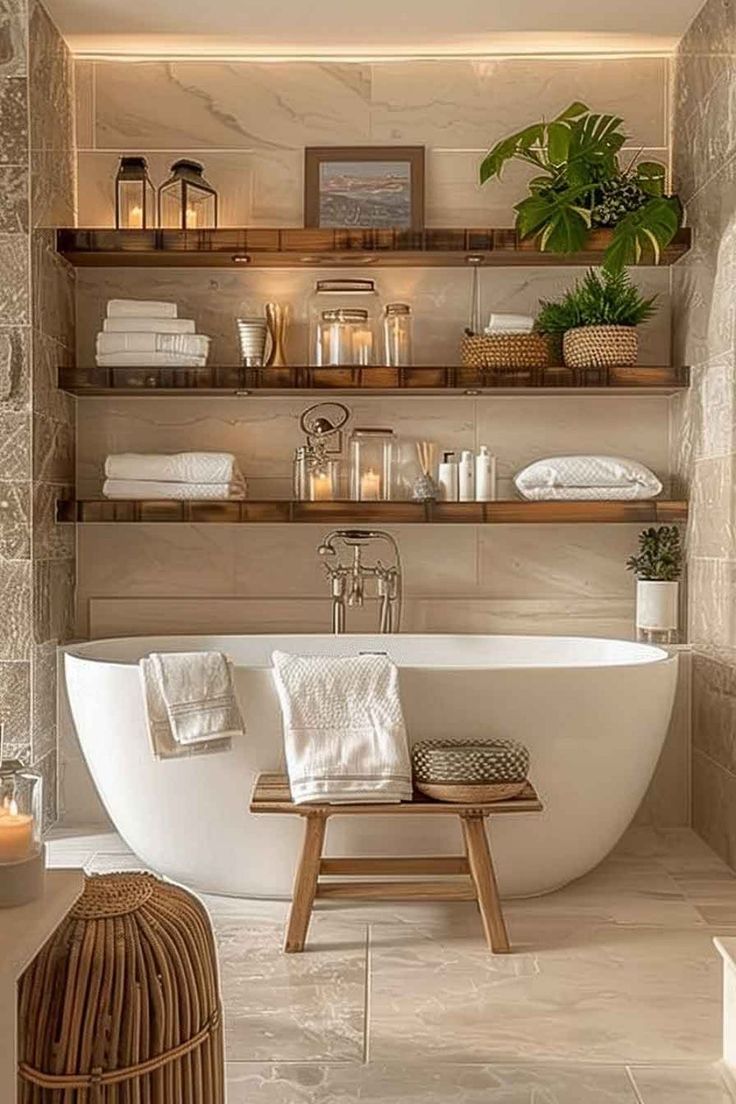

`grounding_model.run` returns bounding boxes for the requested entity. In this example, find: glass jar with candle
[349,427,396,501]
[115,156,156,229]
[158,159,218,230]
[308,279,380,366]
[0,759,43,907]
[383,302,413,366]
